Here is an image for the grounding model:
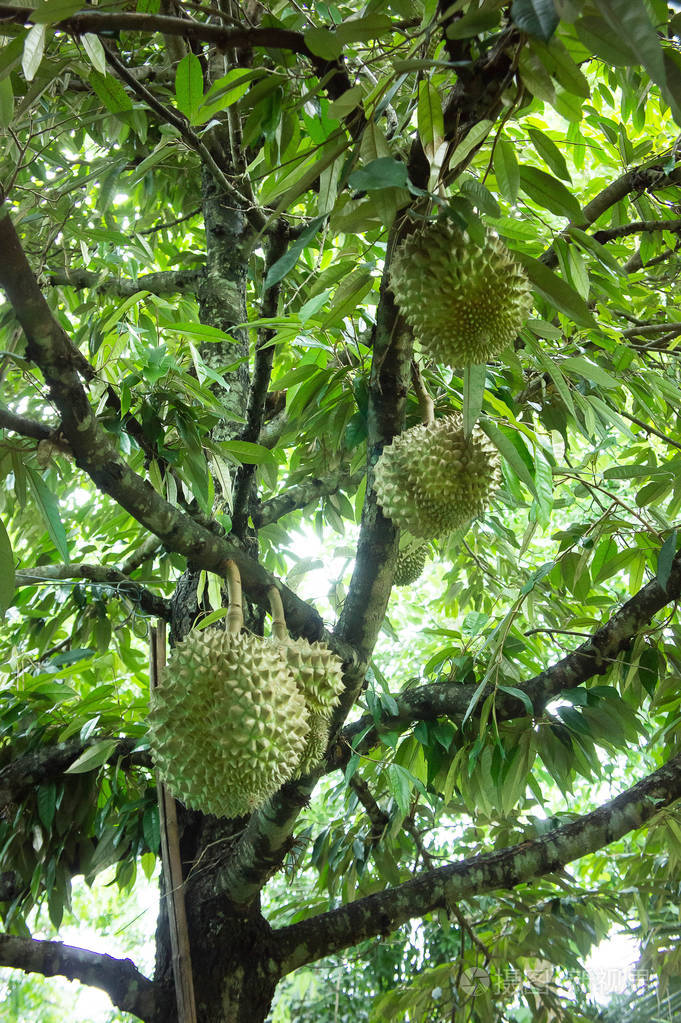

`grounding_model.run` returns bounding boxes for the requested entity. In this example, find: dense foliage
[3,0,681,1020]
